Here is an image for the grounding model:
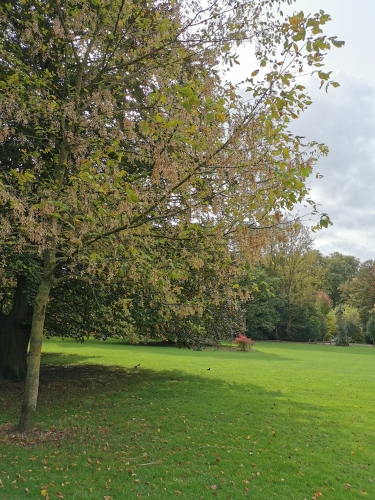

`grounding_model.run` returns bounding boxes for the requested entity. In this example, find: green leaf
[318,71,331,80]
[292,28,306,42]
[205,112,215,123]
[126,188,139,203]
